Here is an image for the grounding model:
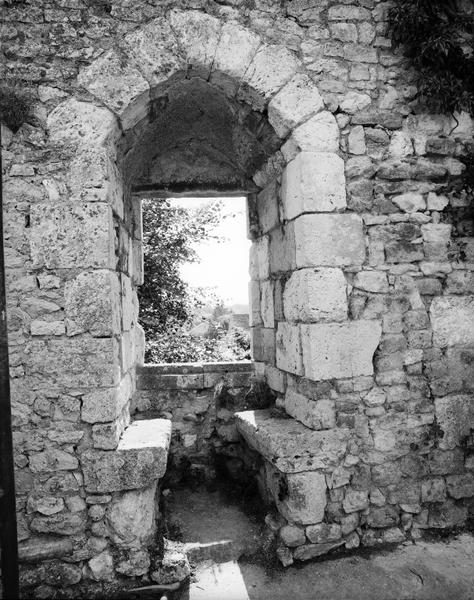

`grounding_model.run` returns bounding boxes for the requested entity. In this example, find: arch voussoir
[77,49,150,131]
[168,9,222,80]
